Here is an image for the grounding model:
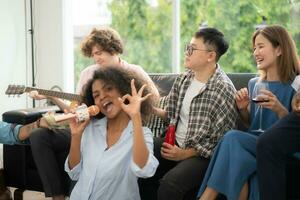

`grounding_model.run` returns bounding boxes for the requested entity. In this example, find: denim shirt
[65,118,159,200]
[0,121,26,145]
